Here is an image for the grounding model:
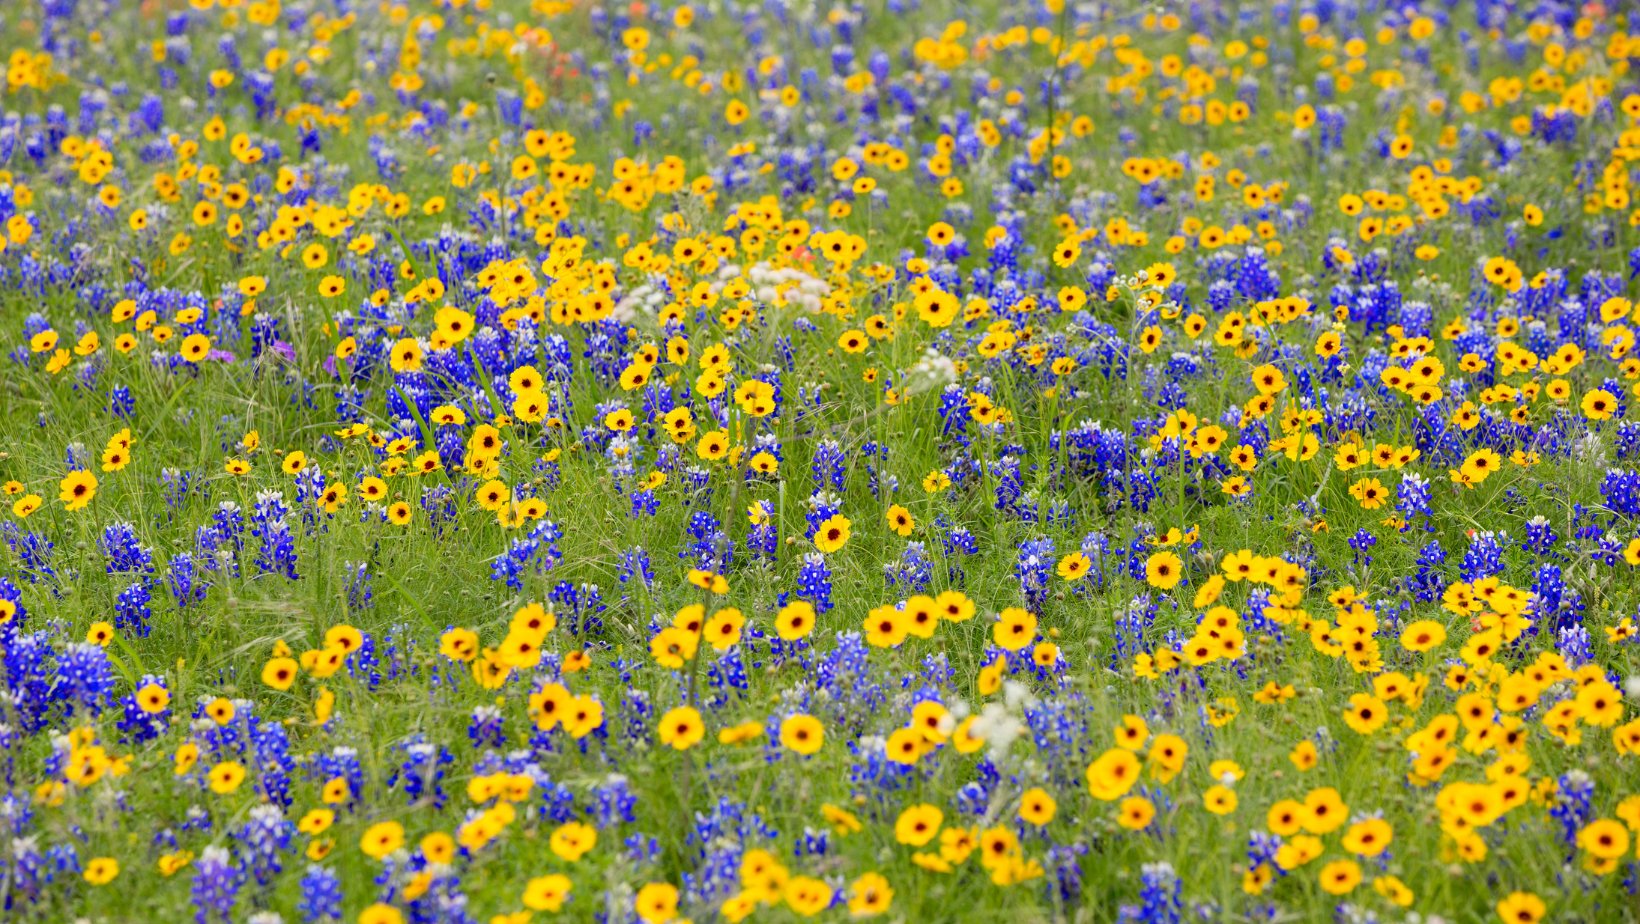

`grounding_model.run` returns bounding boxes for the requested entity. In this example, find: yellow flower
[783,875,833,917]
[1495,892,1545,924]
[1017,787,1057,826]
[82,857,119,885]
[360,821,405,860]
[58,471,97,511]
[992,607,1037,651]
[774,601,816,641]
[1117,796,1155,829]
[1582,388,1618,421]
[813,514,851,553]
[135,683,170,714]
[884,504,915,536]
[207,761,246,794]
[261,657,299,691]
[657,705,705,750]
[1086,748,1141,801]
[1056,552,1091,581]
[522,873,572,911]
[1203,784,1238,815]
[548,822,597,862]
[179,333,211,362]
[894,804,942,846]
[1318,859,1360,895]
[779,714,824,755]
[298,809,335,835]
[634,882,679,924]
[847,872,893,917]
[1579,818,1632,860]
[358,903,404,924]
[1144,551,1183,590]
